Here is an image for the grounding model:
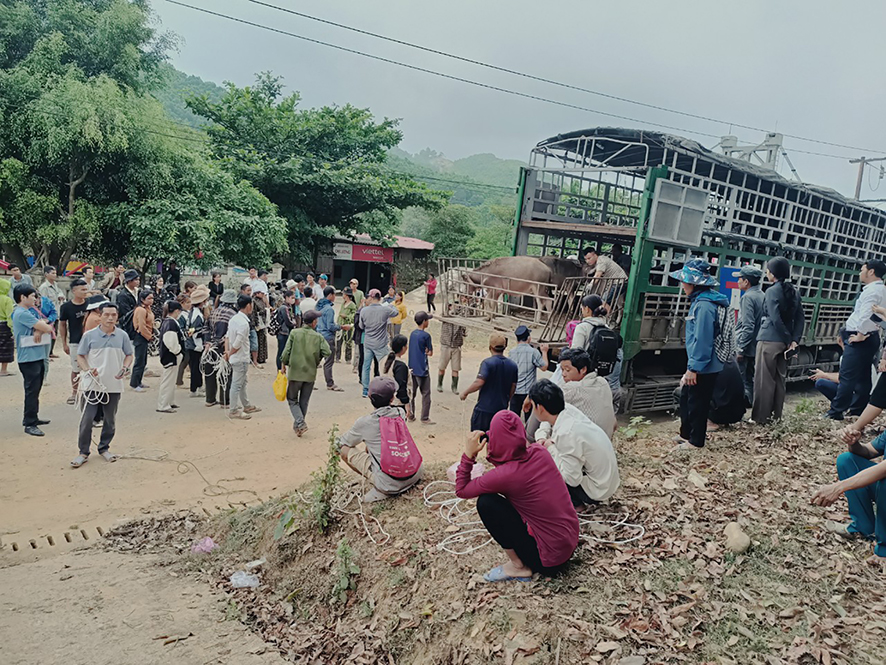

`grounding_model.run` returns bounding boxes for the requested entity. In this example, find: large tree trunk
[57,164,88,269]
[1,243,28,270]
